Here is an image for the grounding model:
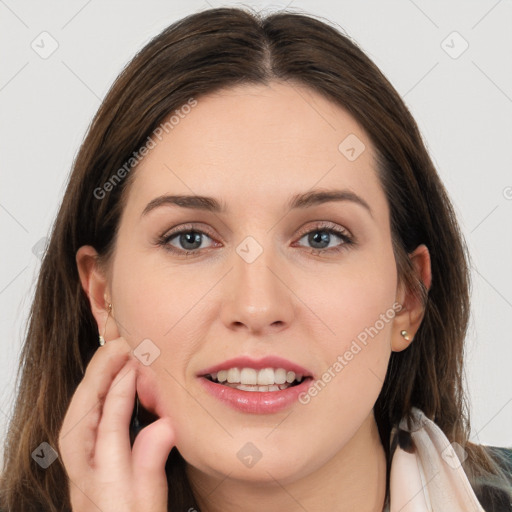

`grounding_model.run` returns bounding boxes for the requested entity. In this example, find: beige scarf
[388,407,484,511]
